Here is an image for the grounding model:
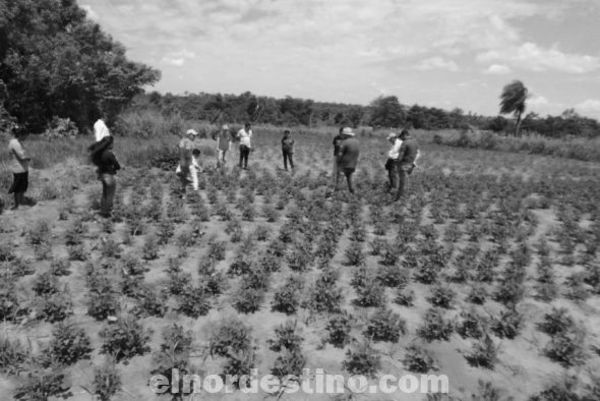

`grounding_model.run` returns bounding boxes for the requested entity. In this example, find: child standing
[176,148,201,191]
